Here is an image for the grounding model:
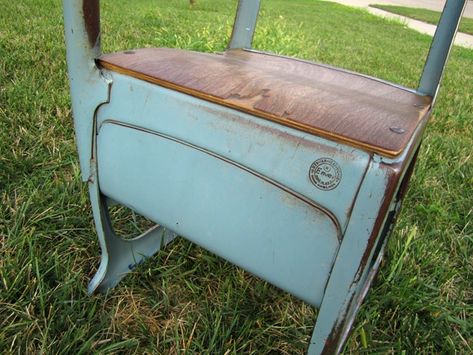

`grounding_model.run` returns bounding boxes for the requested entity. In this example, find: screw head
[390,127,406,134]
